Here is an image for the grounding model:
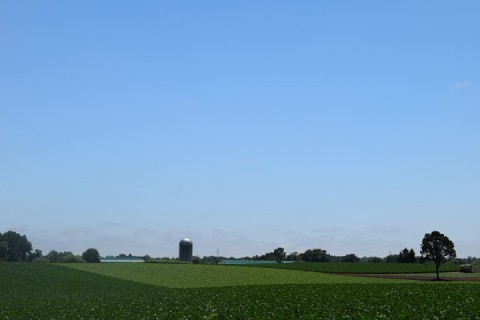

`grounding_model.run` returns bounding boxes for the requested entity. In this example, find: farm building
[179,238,193,262]
[218,260,278,265]
[100,257,144,263]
